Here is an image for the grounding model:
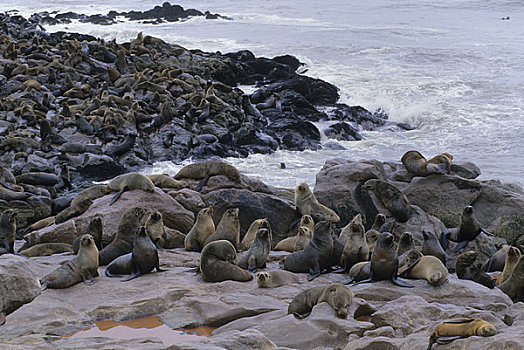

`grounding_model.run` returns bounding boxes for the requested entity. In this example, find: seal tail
[109,186,128,206]
[194,174,210,192]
